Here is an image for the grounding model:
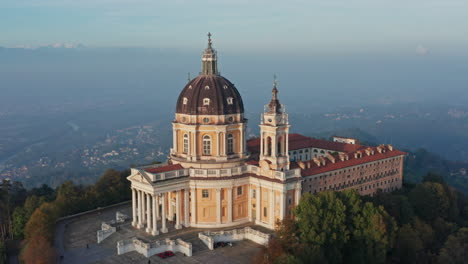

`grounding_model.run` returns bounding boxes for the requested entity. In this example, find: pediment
[127,170,153,185]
